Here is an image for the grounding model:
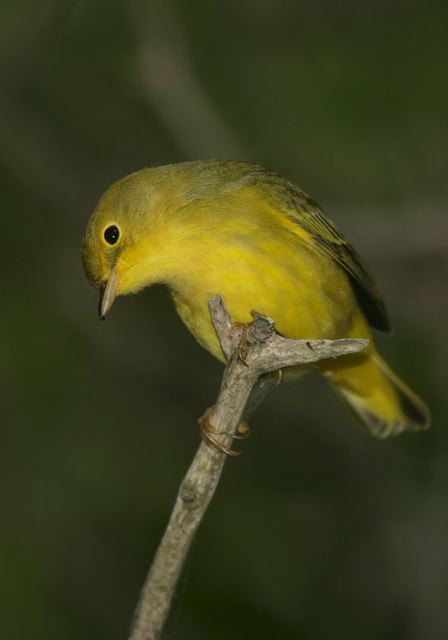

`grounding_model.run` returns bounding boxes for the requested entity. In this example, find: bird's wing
[275,180,391,333]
